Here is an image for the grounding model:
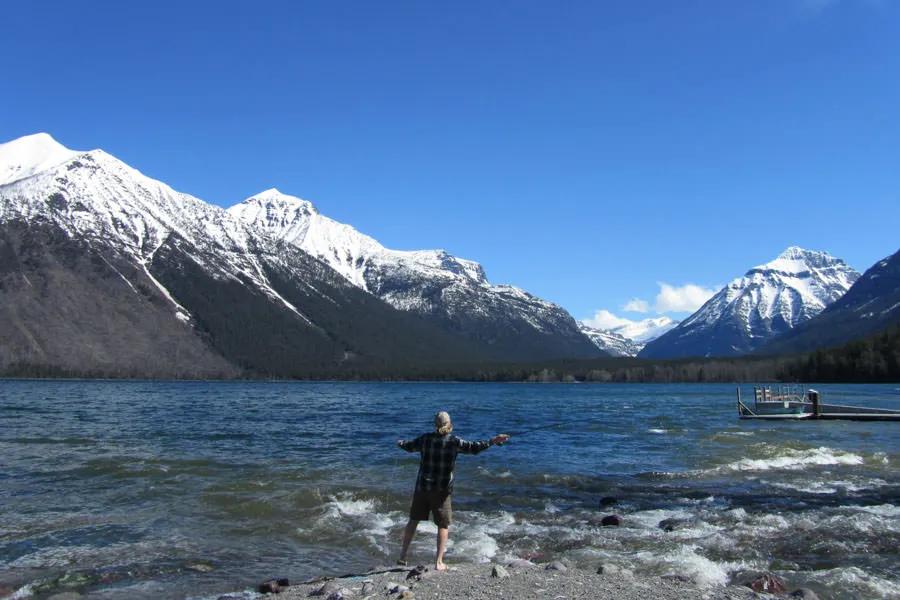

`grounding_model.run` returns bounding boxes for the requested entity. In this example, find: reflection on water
[0,381,898,599]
